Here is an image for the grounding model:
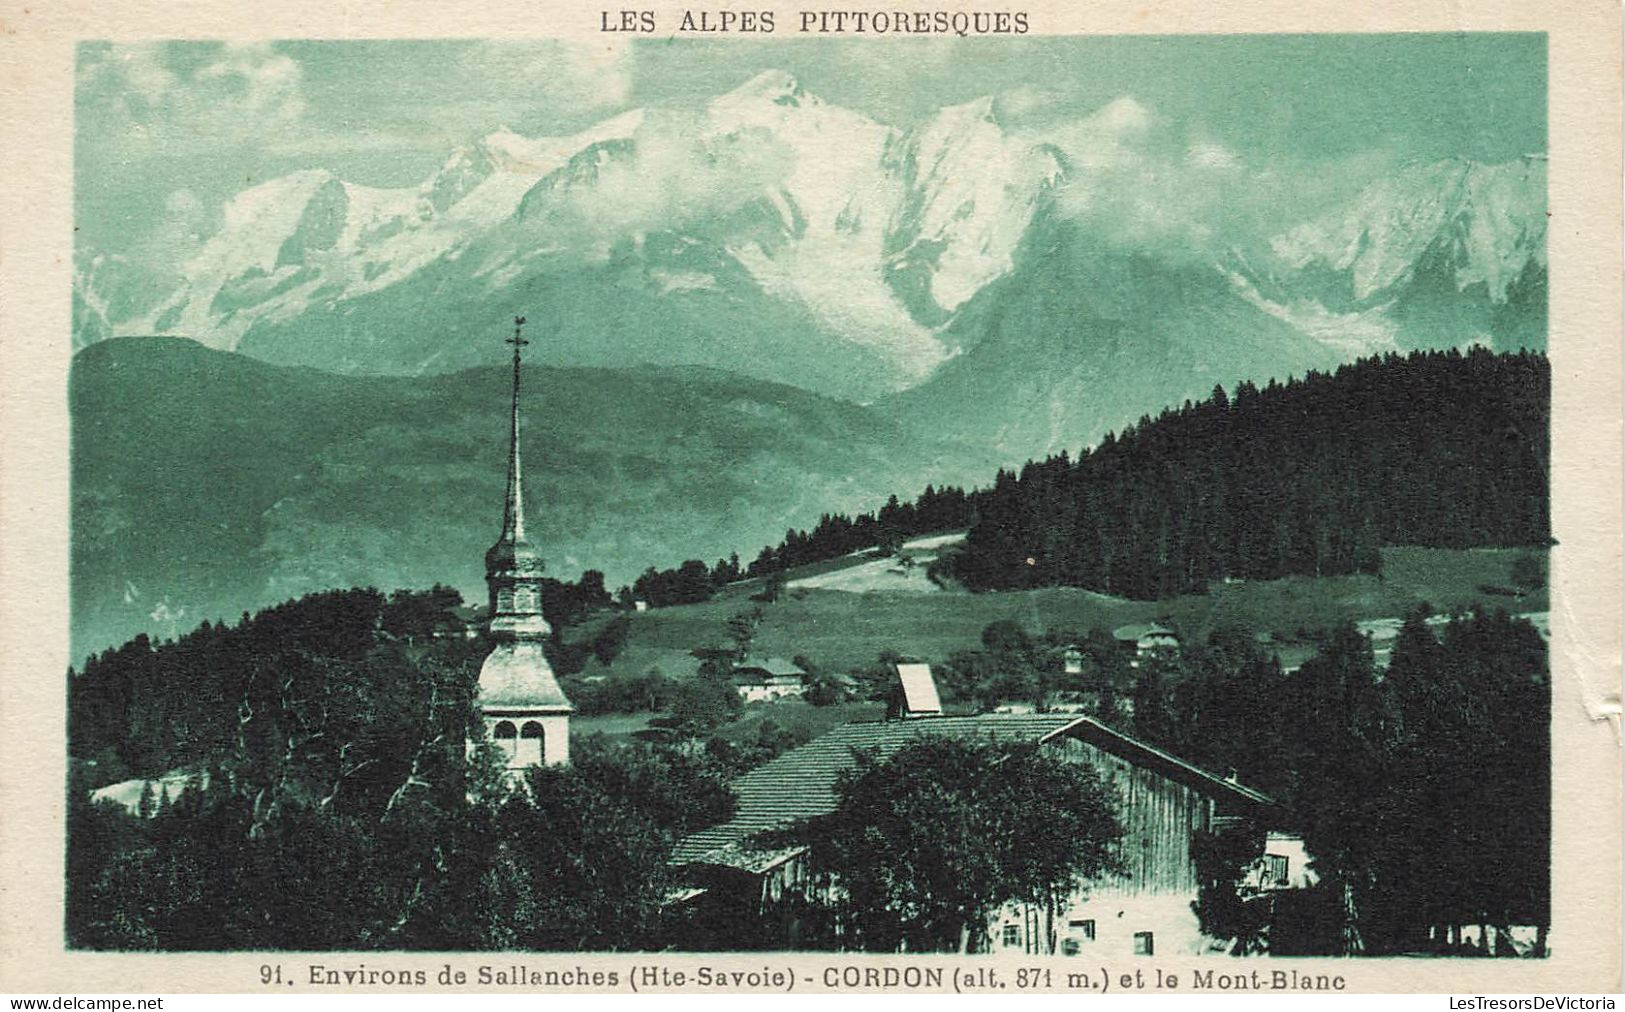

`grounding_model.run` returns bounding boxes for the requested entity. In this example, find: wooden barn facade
[670,710,1279,955]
